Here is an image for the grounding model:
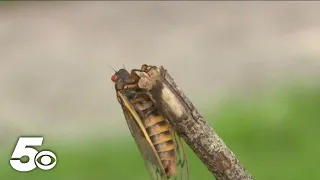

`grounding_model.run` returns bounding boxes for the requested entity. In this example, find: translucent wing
[117,91,167,180]
[169,132,189,180]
